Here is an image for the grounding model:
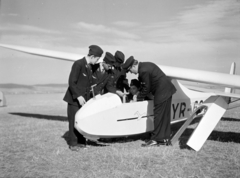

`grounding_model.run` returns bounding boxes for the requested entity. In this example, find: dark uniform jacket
[126,93,133,103]
[126,92,152,103]
[107,68,130,93]
[63,57,93,106]
[137,62,176,104]
[91,63,115,95]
